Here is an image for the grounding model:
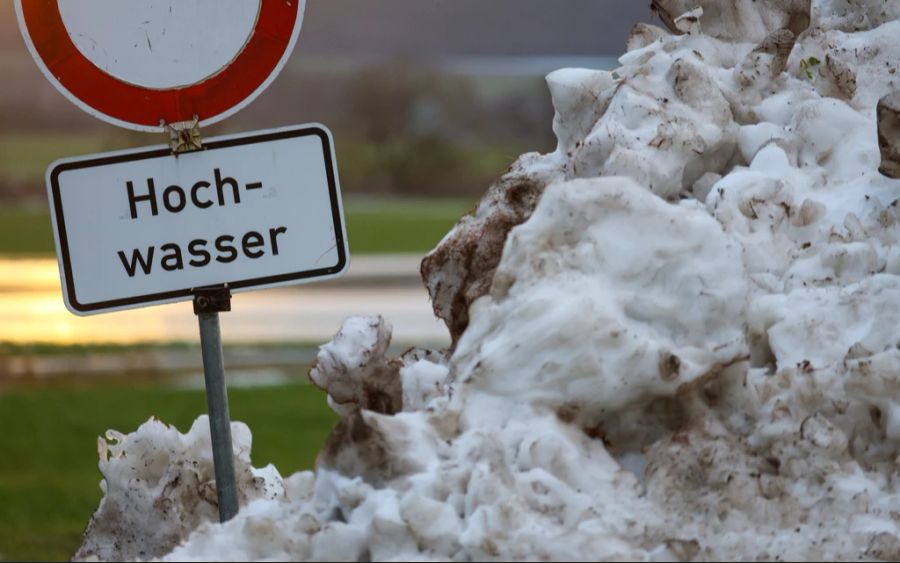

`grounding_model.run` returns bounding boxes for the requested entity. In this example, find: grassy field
[0,381,336,562]
[0,198,472,257]
[345,197,473,254]
[0,206,56,256]
[0,134,115,185]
